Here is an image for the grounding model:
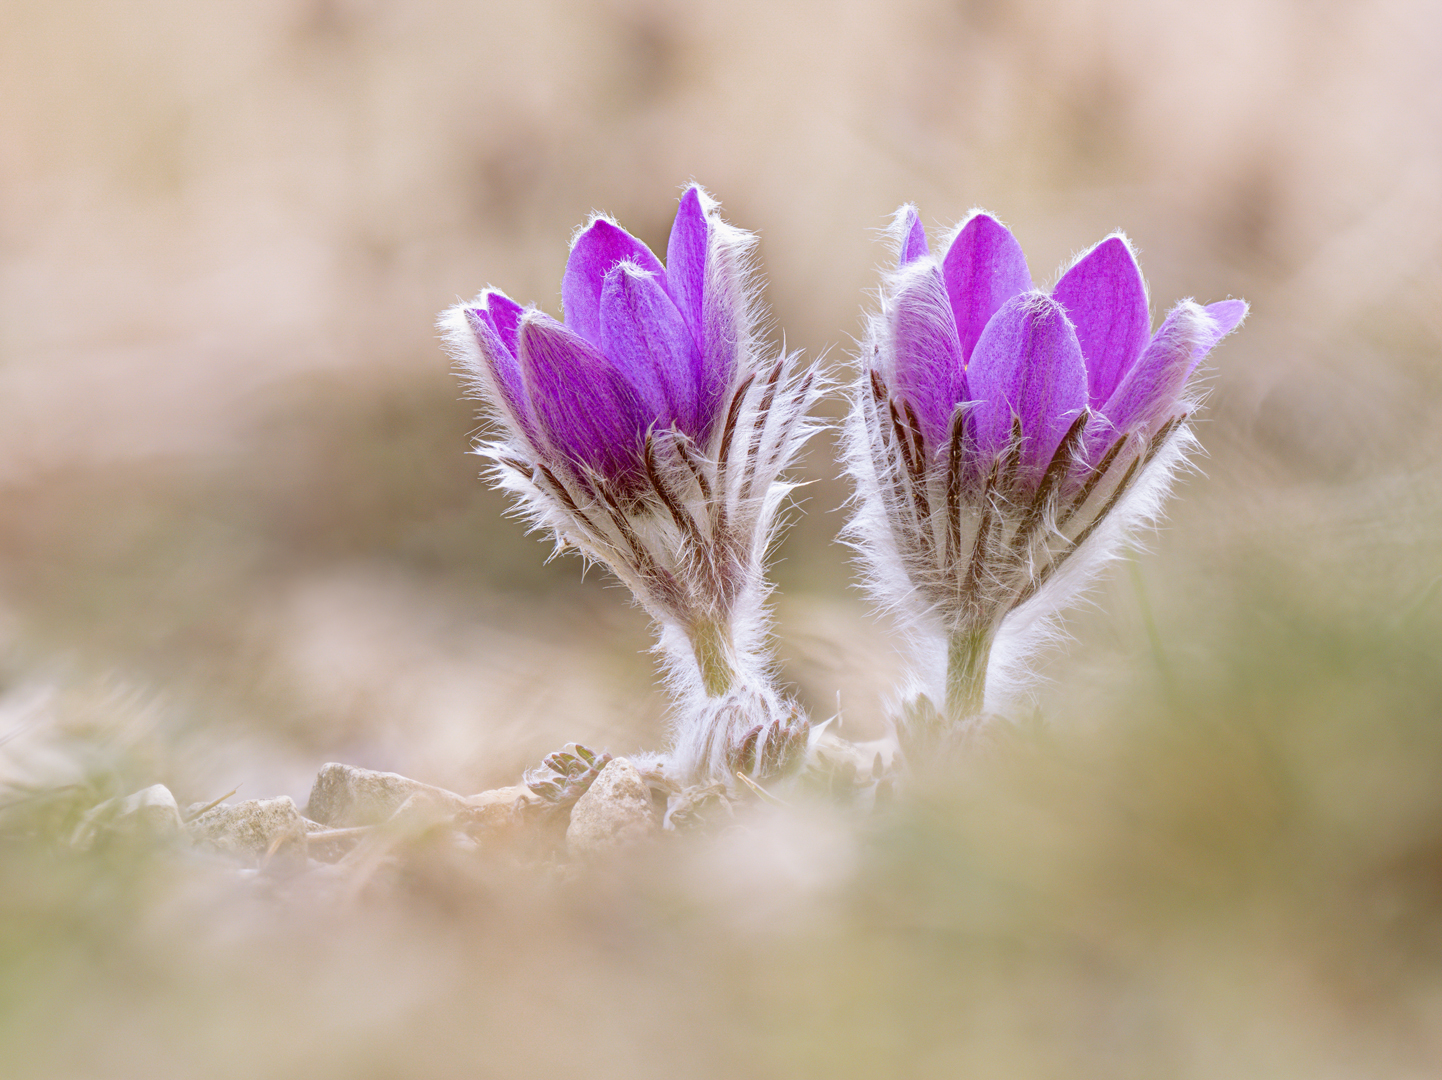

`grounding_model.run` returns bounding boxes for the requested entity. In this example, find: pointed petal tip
[565,215,663,278]
[477,285,514,304]
[477,290,525,355]
[888,263,966,443]
[962,208,1004,228]
[1057,232,1144,284]
[1002,288,1069,325]
[562,217,665,345]
[677,182,717,215]
[449,298,537,440]
[943,209,1014,255]
[955,209,1019,245]
[1098,298,1225,437]
[941,210,1035,363]
[606,258,661,284]
[516,307,568,340]
[675,186,703,225]
[1205,298,1249,338]
[666,189,710,345]
[896,205,930,267]
[1018,288,1064,313]
[1051,235,1151,408]
[600,257,703,436]
[568,213,627,251]
[449,288,513,319]
[1090,233,1140,267]
[966,289,1088,478]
